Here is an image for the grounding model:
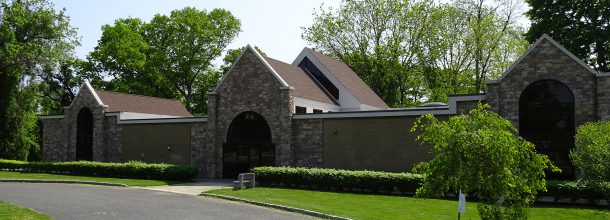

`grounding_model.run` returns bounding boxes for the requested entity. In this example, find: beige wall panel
[323,116,448,172]
[122,123,191,165]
